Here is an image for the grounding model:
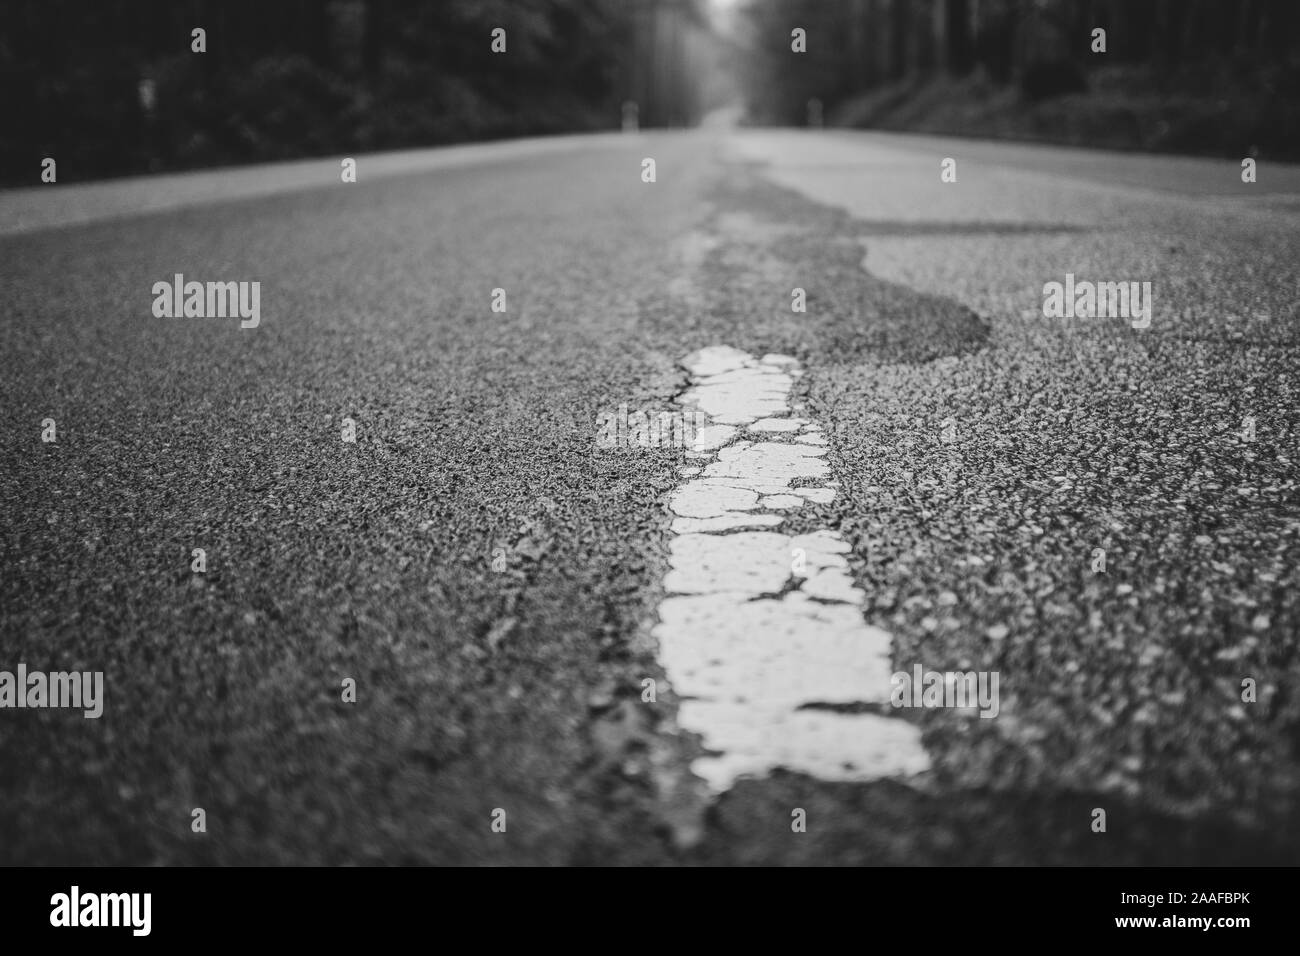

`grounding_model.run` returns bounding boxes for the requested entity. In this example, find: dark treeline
[0,0,714,185]
[739,0,1300,155]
